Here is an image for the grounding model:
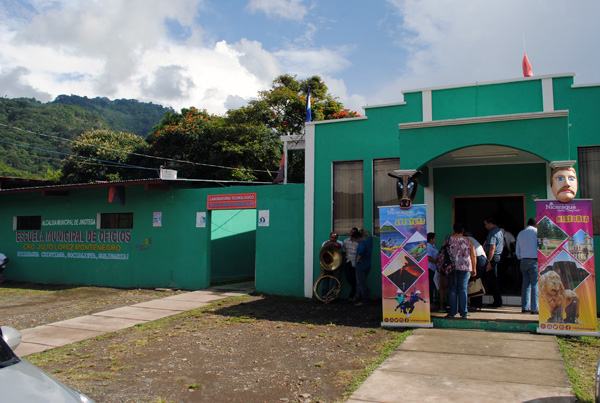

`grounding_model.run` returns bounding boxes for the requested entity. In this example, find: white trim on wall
[304,124,316,298]
[542,78,554,112]
[422,90,432,122]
